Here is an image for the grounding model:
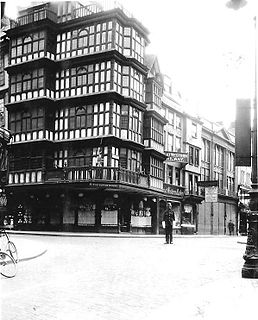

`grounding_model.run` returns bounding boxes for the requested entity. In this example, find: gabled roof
[216,127,234,143]
[145,54,163,85]
[145,54,156,70]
